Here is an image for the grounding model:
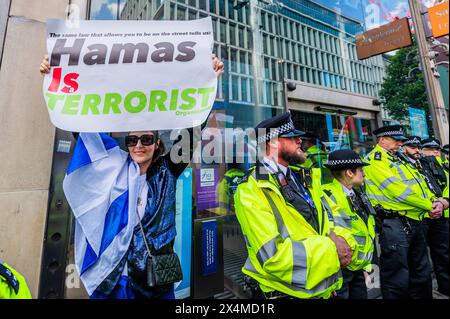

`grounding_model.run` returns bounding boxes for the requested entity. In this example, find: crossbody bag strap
[136,209,153,258]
